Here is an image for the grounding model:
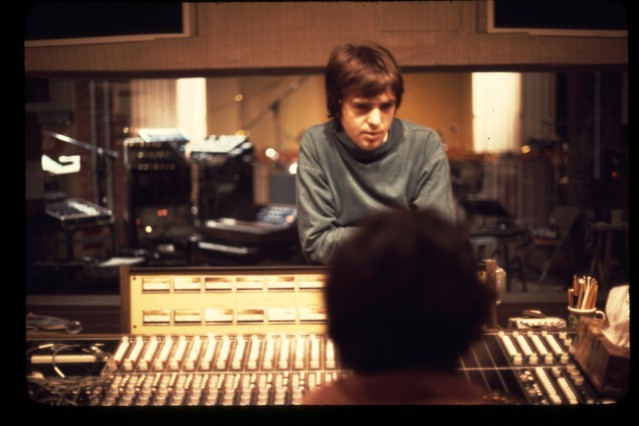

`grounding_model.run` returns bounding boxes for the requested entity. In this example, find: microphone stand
[43,130,118,207]
[241,76,309,149]
[44,130,119,159]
